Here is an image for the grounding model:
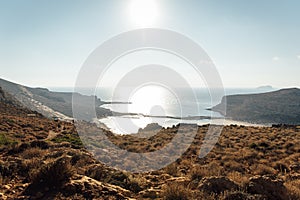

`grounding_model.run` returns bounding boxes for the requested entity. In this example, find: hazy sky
[0,0,299,88]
